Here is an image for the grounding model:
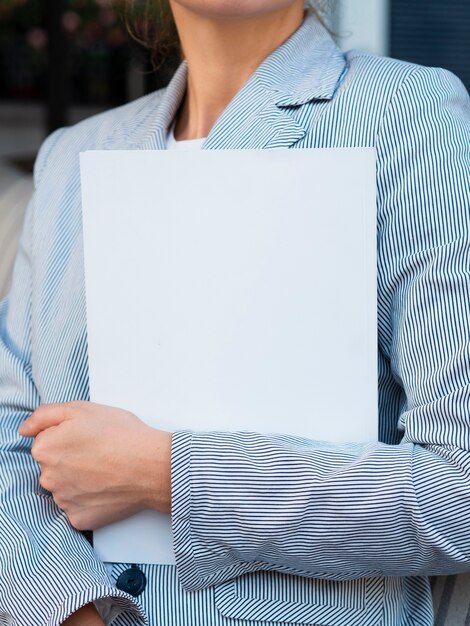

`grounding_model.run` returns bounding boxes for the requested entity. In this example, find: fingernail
[18,422,29,436]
